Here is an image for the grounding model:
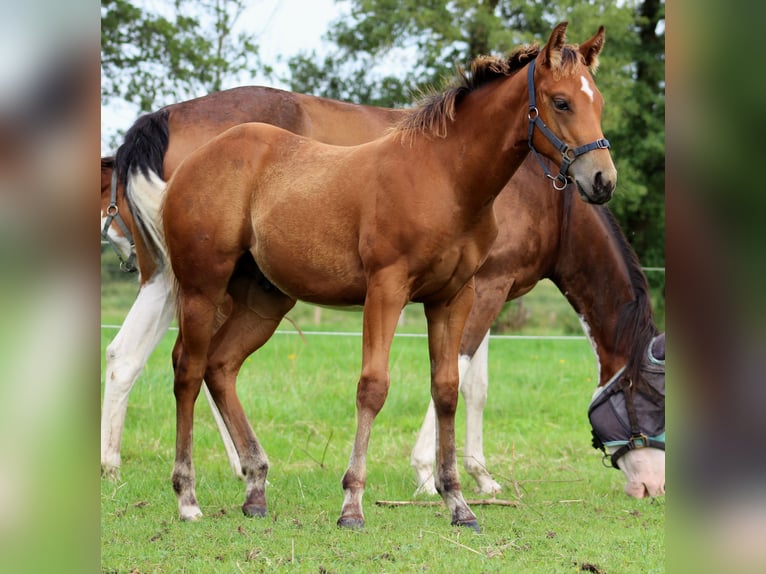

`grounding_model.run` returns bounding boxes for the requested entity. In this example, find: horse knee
[431,378,459,416]
[356,372,389,415]
[105,342,143,392]
[460,372,488,409]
